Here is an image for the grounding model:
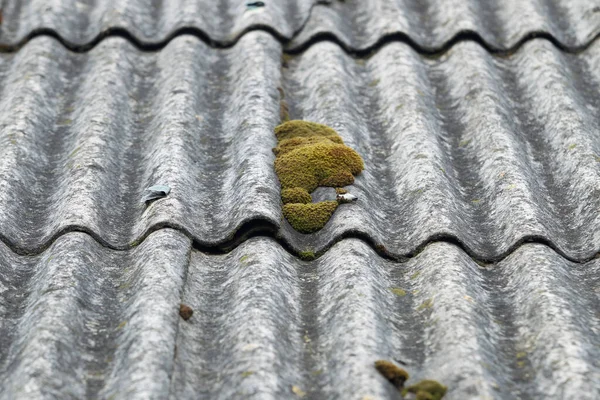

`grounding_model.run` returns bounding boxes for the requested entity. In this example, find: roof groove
[1,222,599,267]
[1,26,600,57]
[1,0,600,56]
